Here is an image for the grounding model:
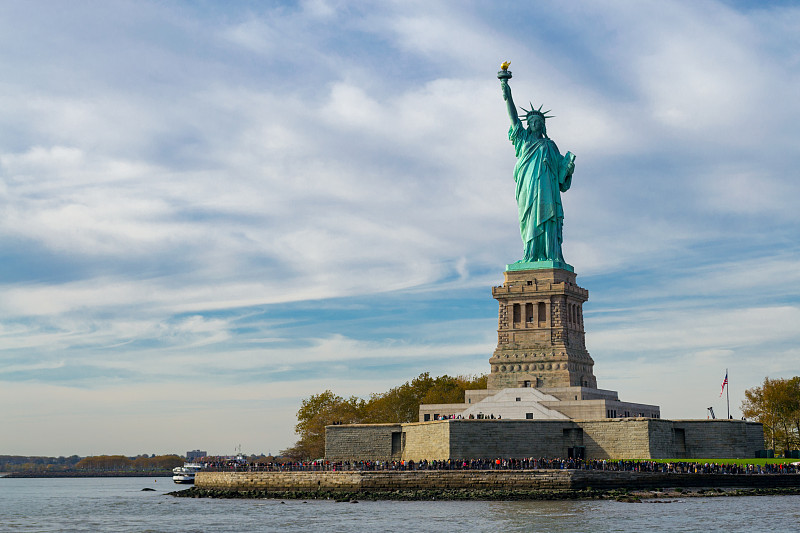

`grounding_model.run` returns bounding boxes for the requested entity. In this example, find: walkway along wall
[325,418,764,461]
